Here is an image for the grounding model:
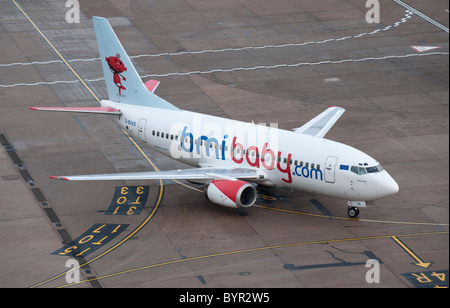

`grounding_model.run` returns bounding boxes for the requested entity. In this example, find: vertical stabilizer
[93,16,178,110]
